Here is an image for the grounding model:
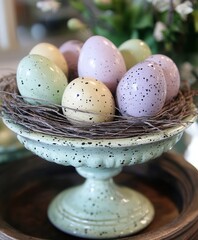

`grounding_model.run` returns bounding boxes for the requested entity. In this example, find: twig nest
[0,73,197,139]
[0,35,197,139]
